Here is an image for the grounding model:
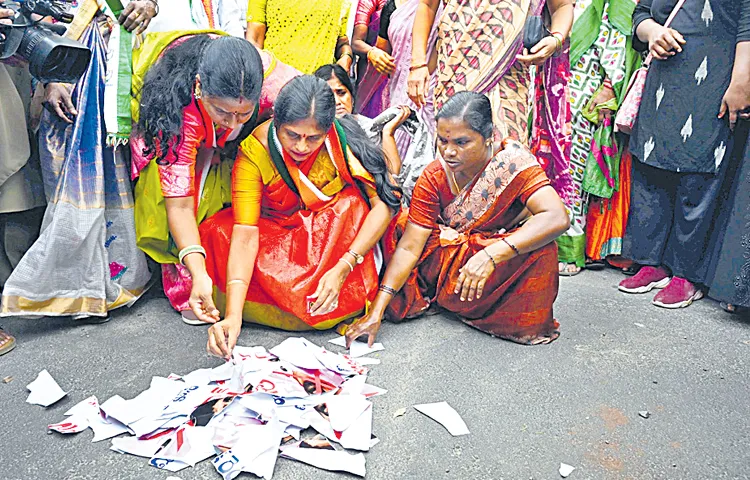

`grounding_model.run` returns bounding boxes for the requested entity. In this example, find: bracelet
[482,249,497,269]
[227,279,248,287]
[378,285,397,296]
[338,257,354,273]
[409,63,428,72]
[550,31,564,52]
[145,0,159,15]
[502,237,521,256]
[178,245,206,266]
[340,52,354,61]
